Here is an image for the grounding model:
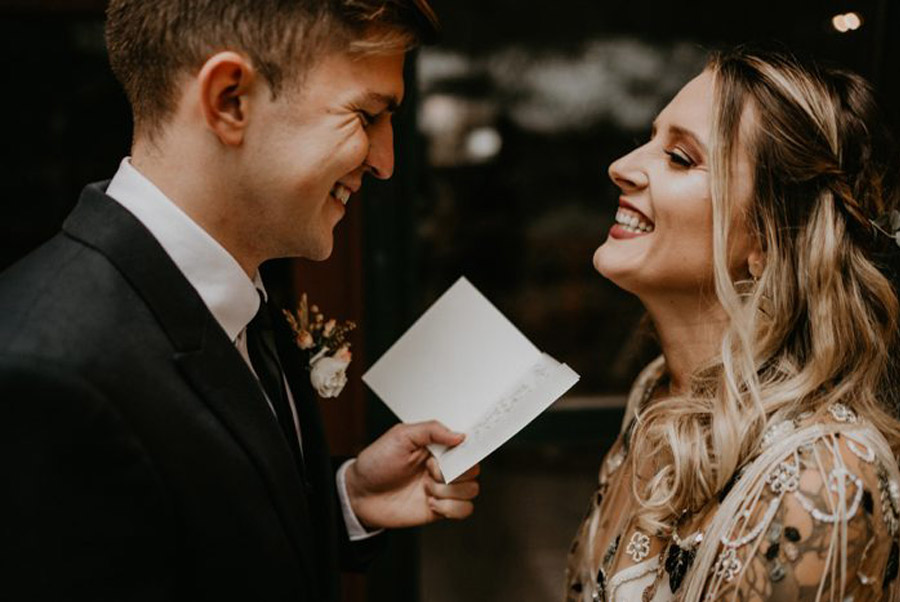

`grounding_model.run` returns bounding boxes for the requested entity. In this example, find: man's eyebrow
[361,92,401,113]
